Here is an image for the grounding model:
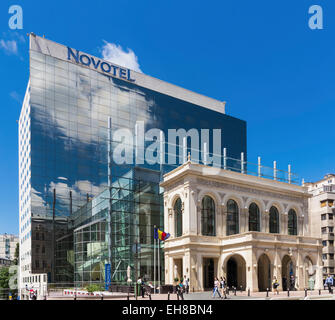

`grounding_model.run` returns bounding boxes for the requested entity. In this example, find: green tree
[0,267,9,289]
